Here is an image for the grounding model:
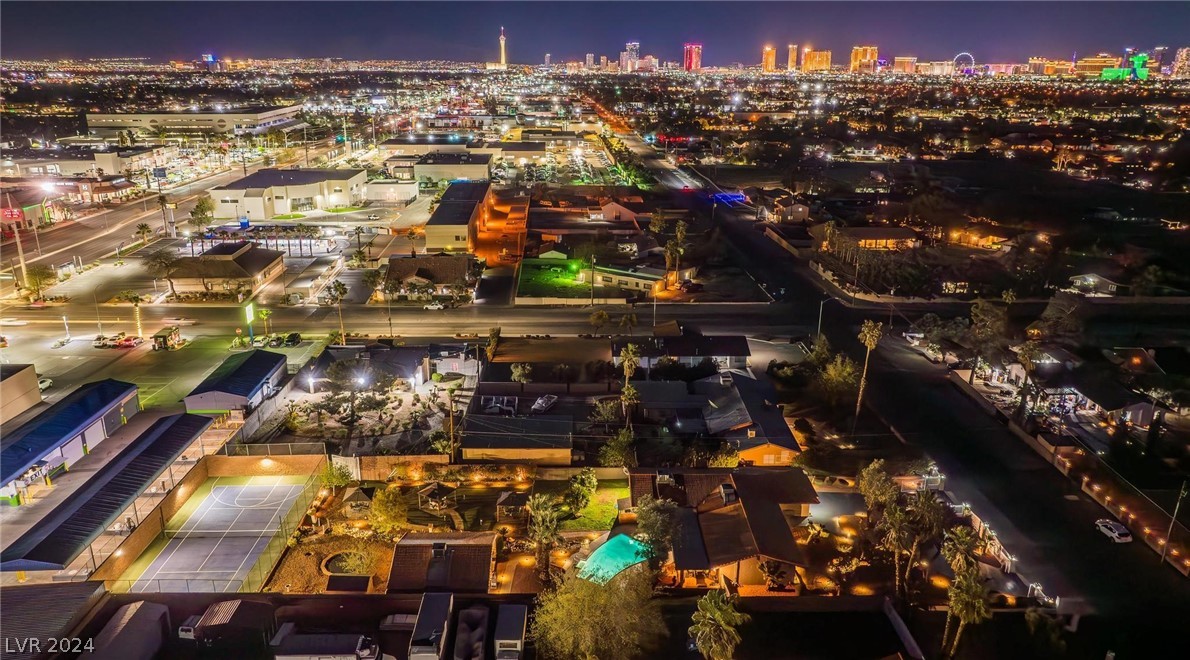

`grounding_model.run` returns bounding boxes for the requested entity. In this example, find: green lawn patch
[326,206,365,213]
[534,479,629,532]
[272,213,306,220]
